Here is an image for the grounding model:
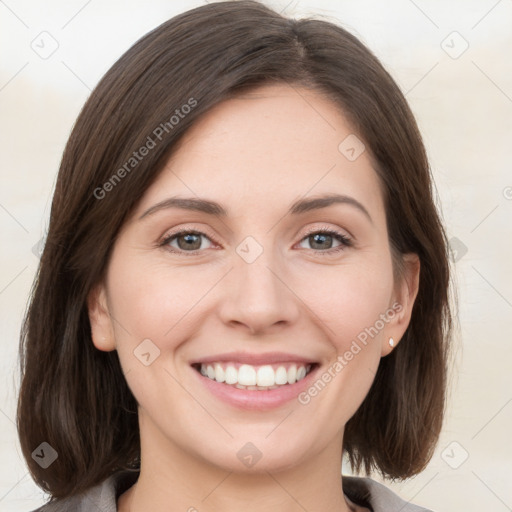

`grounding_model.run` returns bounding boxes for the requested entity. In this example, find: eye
[159,226,352,256]
[160,229,216,254]
[297,227,352,255]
